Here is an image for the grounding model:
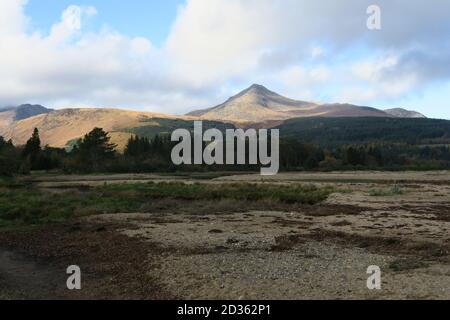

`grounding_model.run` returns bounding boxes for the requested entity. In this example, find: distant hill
[13,104,54,121]
[188,84,424,122]
[384,108,426,119]
[0,104,53,127]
